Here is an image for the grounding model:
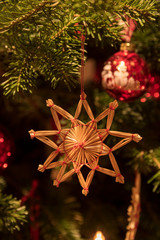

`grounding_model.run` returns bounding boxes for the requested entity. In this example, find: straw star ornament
[29,92,142,196]
[29,34,142,195]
